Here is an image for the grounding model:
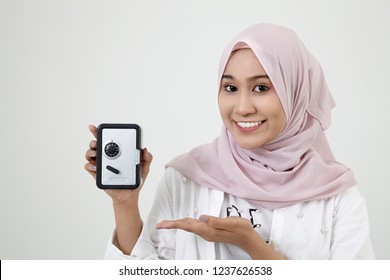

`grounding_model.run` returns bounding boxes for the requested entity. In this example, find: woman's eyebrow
[221,74,269,80]
[221,74,234,80]
[248,75,269,81]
